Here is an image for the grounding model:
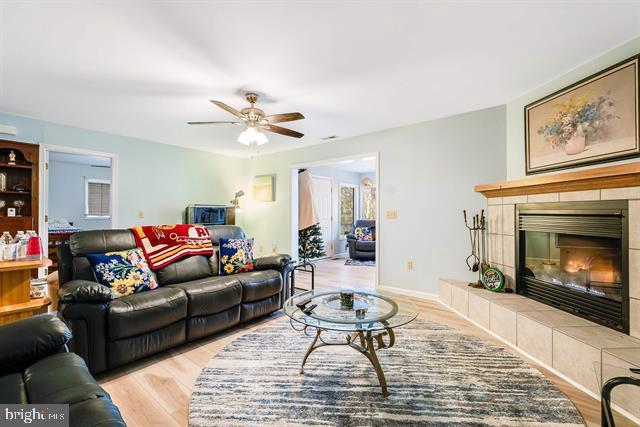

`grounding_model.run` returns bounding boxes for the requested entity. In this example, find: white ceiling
[328,157,377,174]
[49,151,111,167]
[0,2,638,158]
